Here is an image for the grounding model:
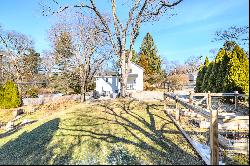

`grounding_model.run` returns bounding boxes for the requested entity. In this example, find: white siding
[128,63,144,91]
[95,62,144,94]
[95,76,120,94]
